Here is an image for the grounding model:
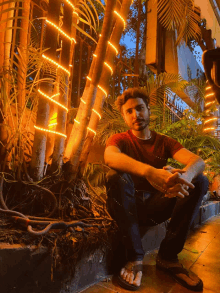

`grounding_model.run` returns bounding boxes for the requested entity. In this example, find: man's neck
[132,128,151,140]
